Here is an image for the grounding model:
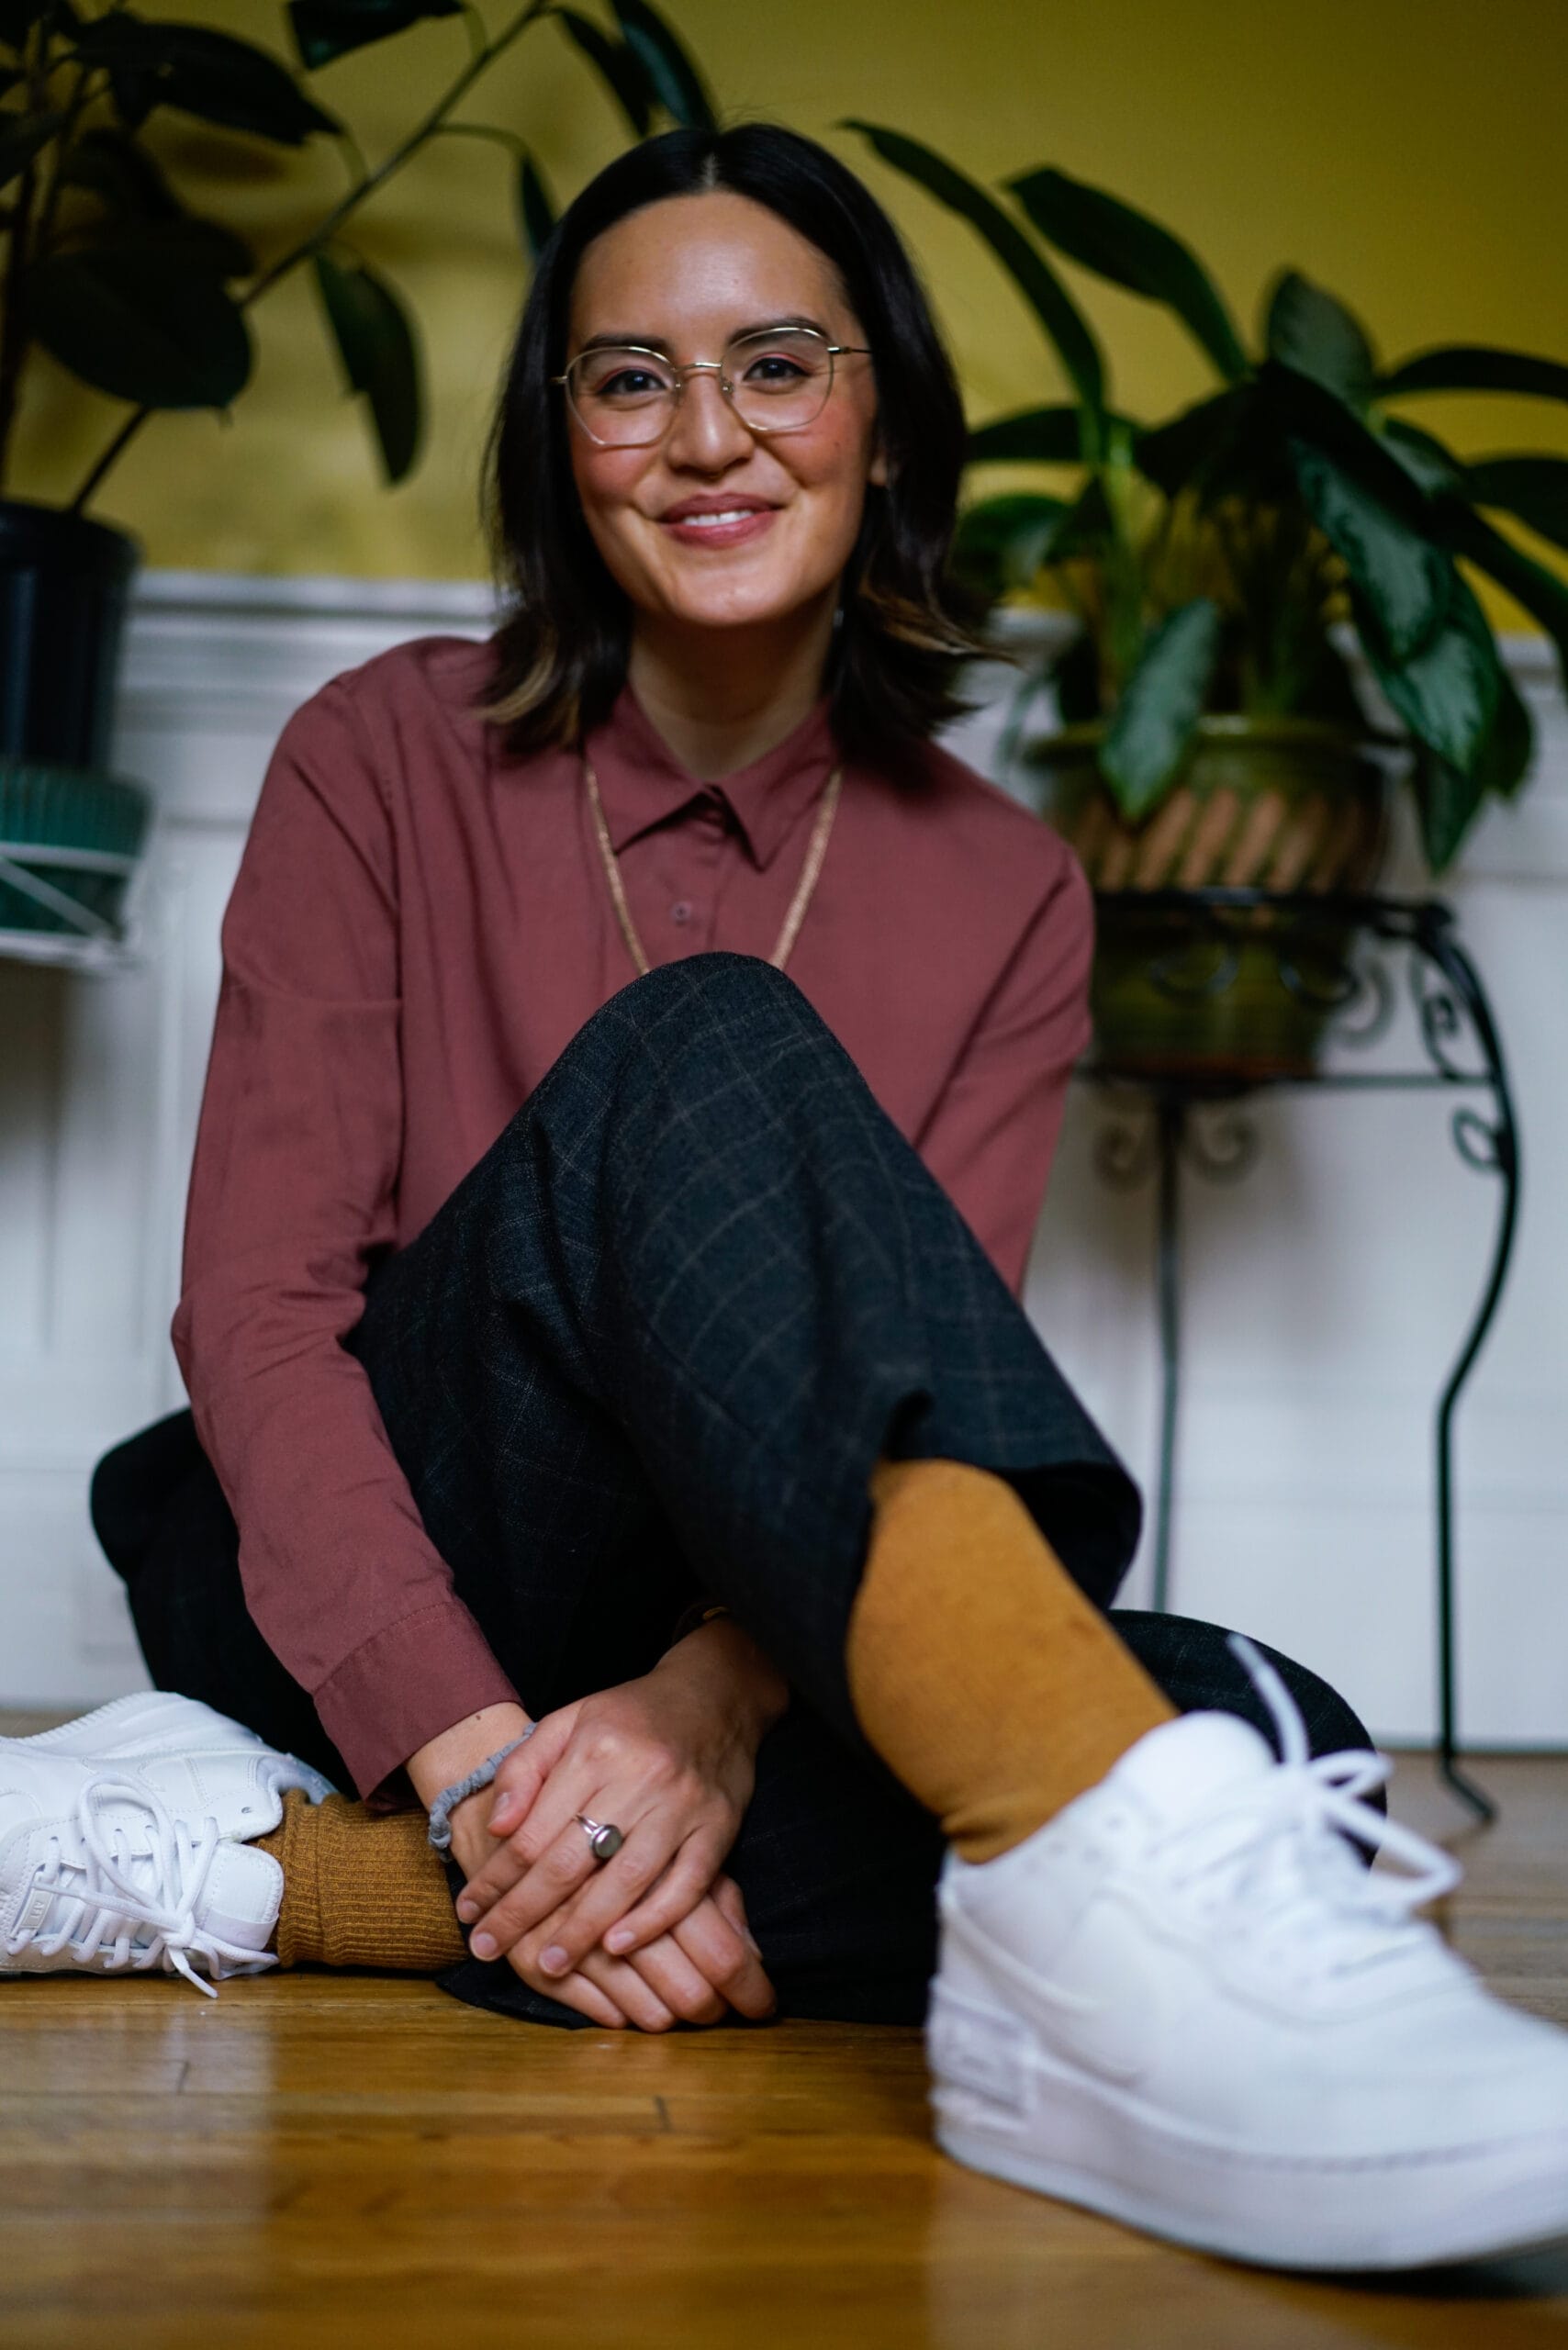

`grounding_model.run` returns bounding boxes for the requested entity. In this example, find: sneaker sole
[930,1986,1568,2272]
